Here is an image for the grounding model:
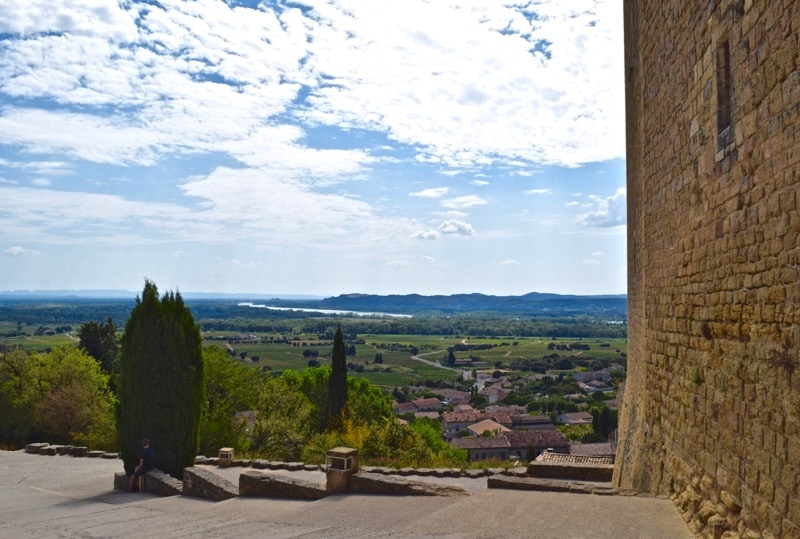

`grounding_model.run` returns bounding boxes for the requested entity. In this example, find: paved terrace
[0,450,691,538]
